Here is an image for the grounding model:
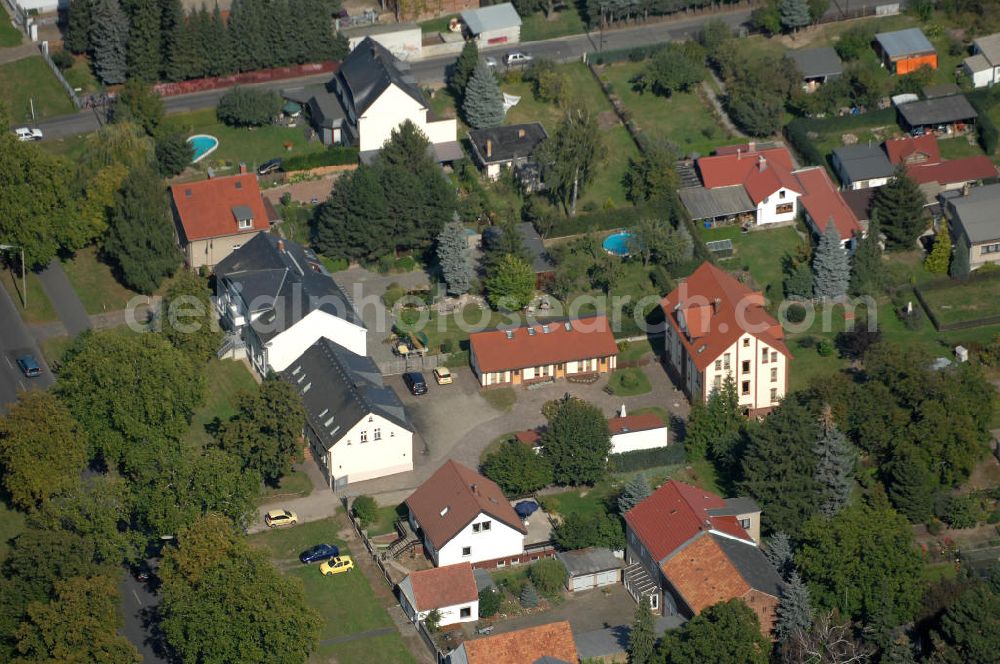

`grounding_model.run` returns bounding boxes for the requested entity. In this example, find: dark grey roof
[232,205,253,221]
[898,95,978,128]
[923,83,961,99]
[282,338,411,450]
[214,233,363,343]
[788,47,843,80]
[841,188,876,222]
[944,183,1000,243]
[474,568,497,593]
[557,547,622,576]
[707,496,761,517]
[468,123,548,165]
[711,534,783,598]
[340,37,425,117]
[679,185,754,220]
[308,91,346,129]
[516,222,554,273]
[875,28,935,58]
[832,144,894,183]
[533,658,571,664]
